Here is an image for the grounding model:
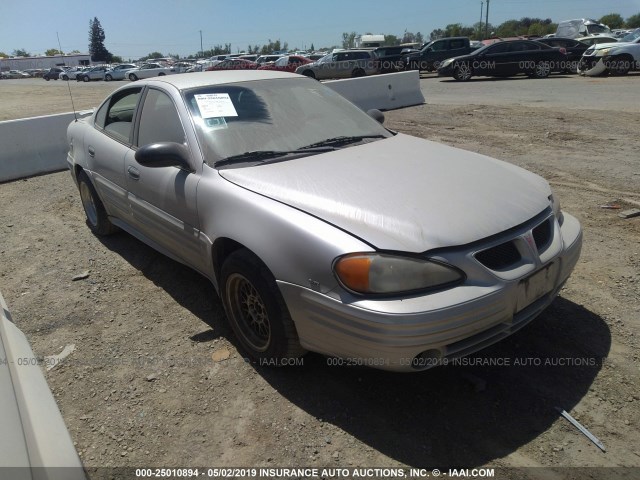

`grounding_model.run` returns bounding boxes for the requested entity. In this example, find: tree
[0,51,8,57]
[45,48,63,56]
[70,49,81,54]
[147,51,164,59]
[415,32,424,44]
[625,13,640,28]
[341,32,357,49]
[89,17,112,62]
[429,29,445,40]
[310,43,315,51]
[384,34,400,45]
[599,13,624,30]
[12,48,31,57]
[111,55,123,63]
